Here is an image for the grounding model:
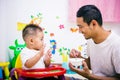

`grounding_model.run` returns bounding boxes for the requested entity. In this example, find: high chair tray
[15,66,66,78]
